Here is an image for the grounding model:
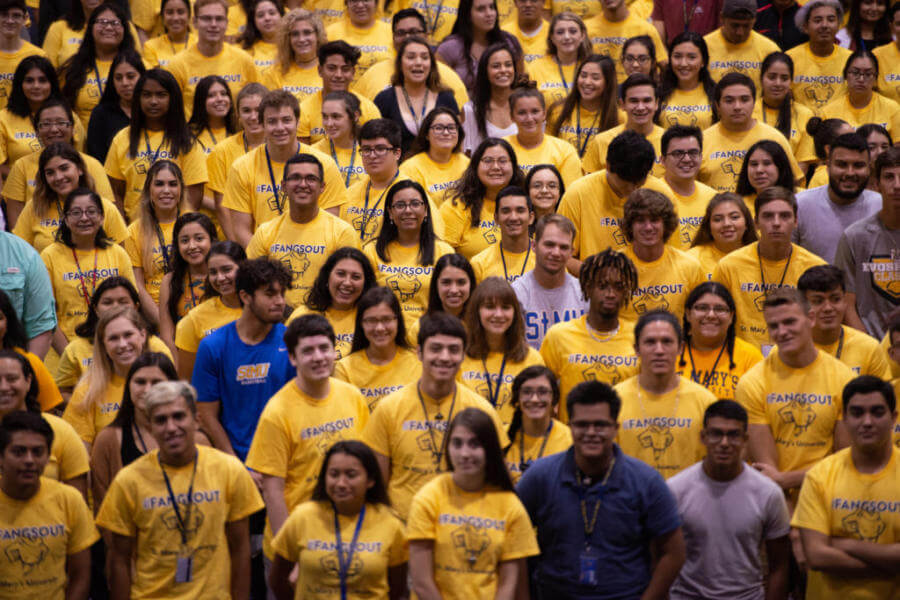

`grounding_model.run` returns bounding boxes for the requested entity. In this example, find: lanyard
[834,327,845,359]
[186,275,201,310]
[359,173,398,240]
[92,61,105,98]
[144,131,164,165]
[500,242,531,282]
[169,35,188,56]
[159,452,199,546]
[417,383,457,469]
[242,132,249,152]
[401,88,429,133]
[71,247,99,310]
[682,0,701,31]
[207,128,218,146]
[330,139,358,187]
[757,244,793,298]
[482,353,508,407]
[575,102,601,158]
[555,57,570,92]
[425,0,446,35]
[265,143,298,215]
[54,198,65,223]
[685,342,727,389]
[154,220,174,274]
[578,455,615,540]
[518,421,552,472]
[333,503,366,600]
